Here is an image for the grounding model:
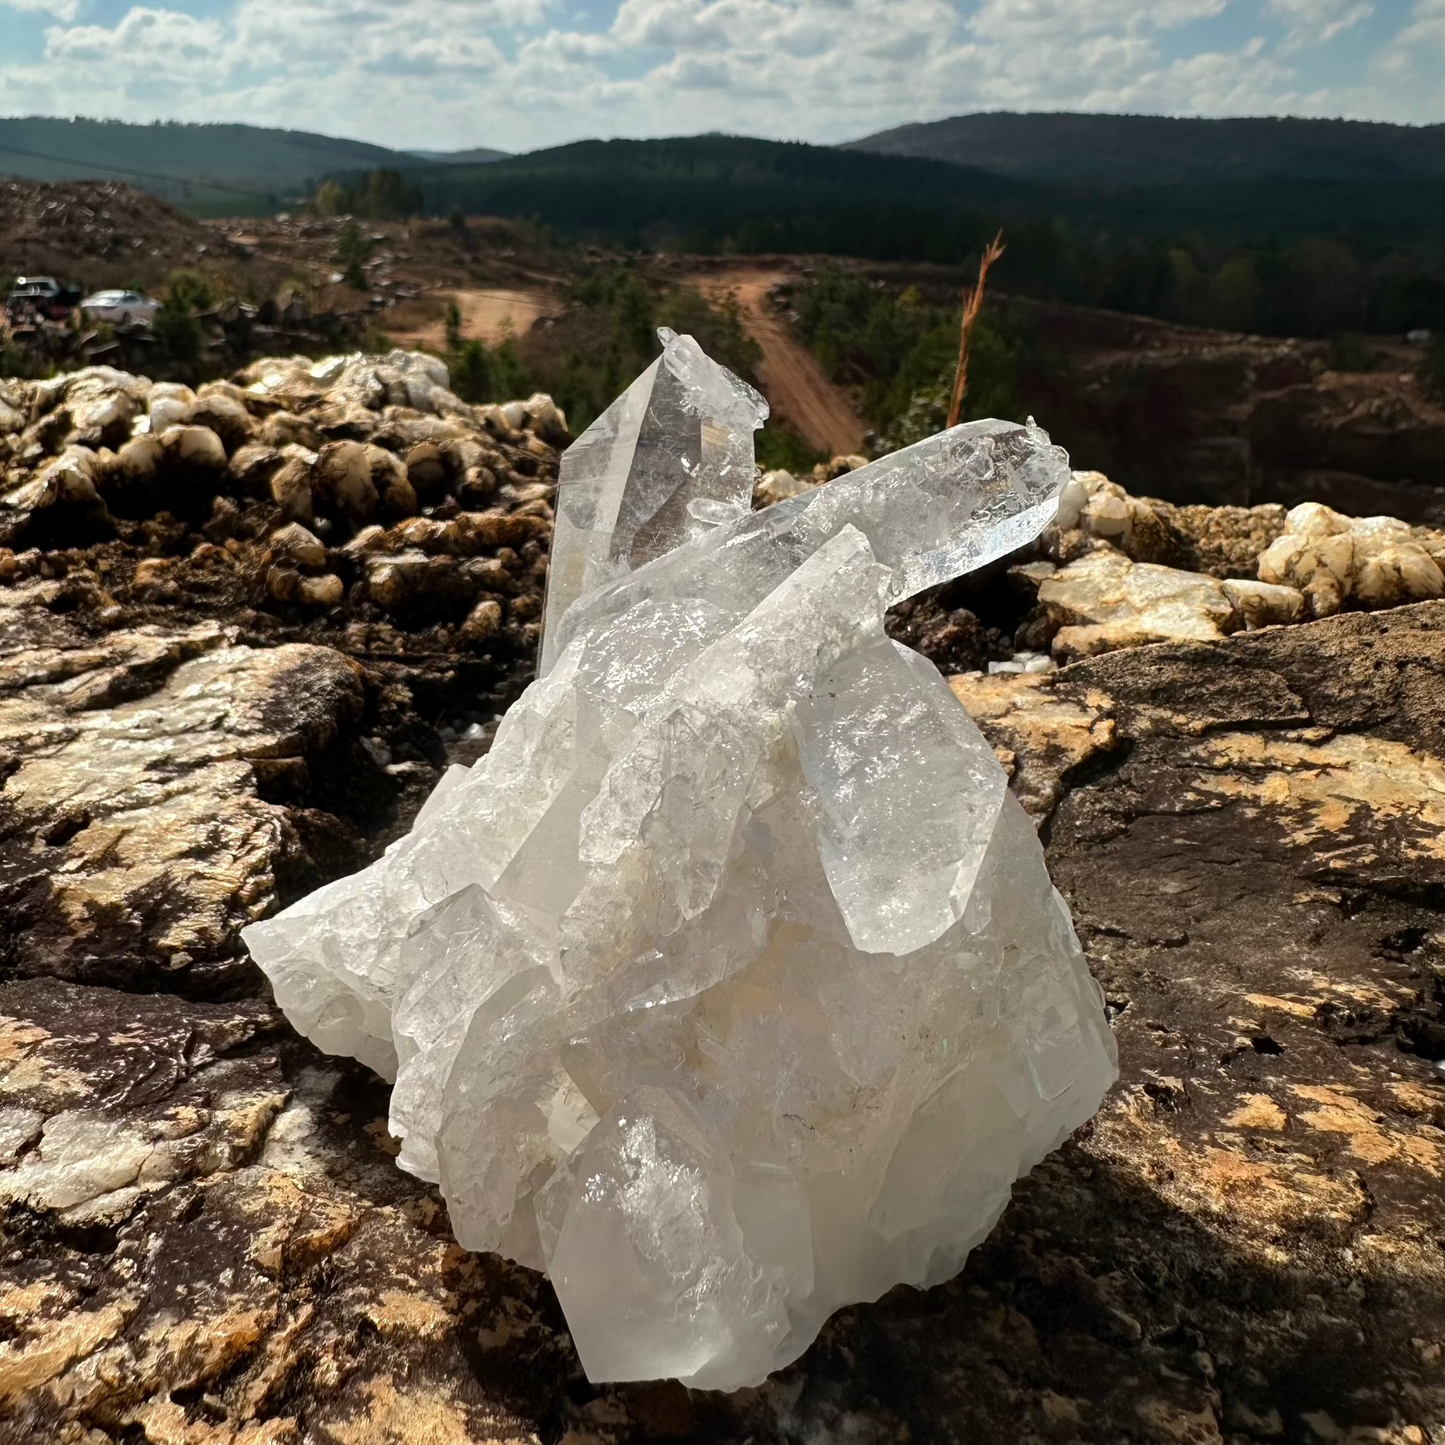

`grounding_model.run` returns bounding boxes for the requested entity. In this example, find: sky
[0,0,1439,154]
